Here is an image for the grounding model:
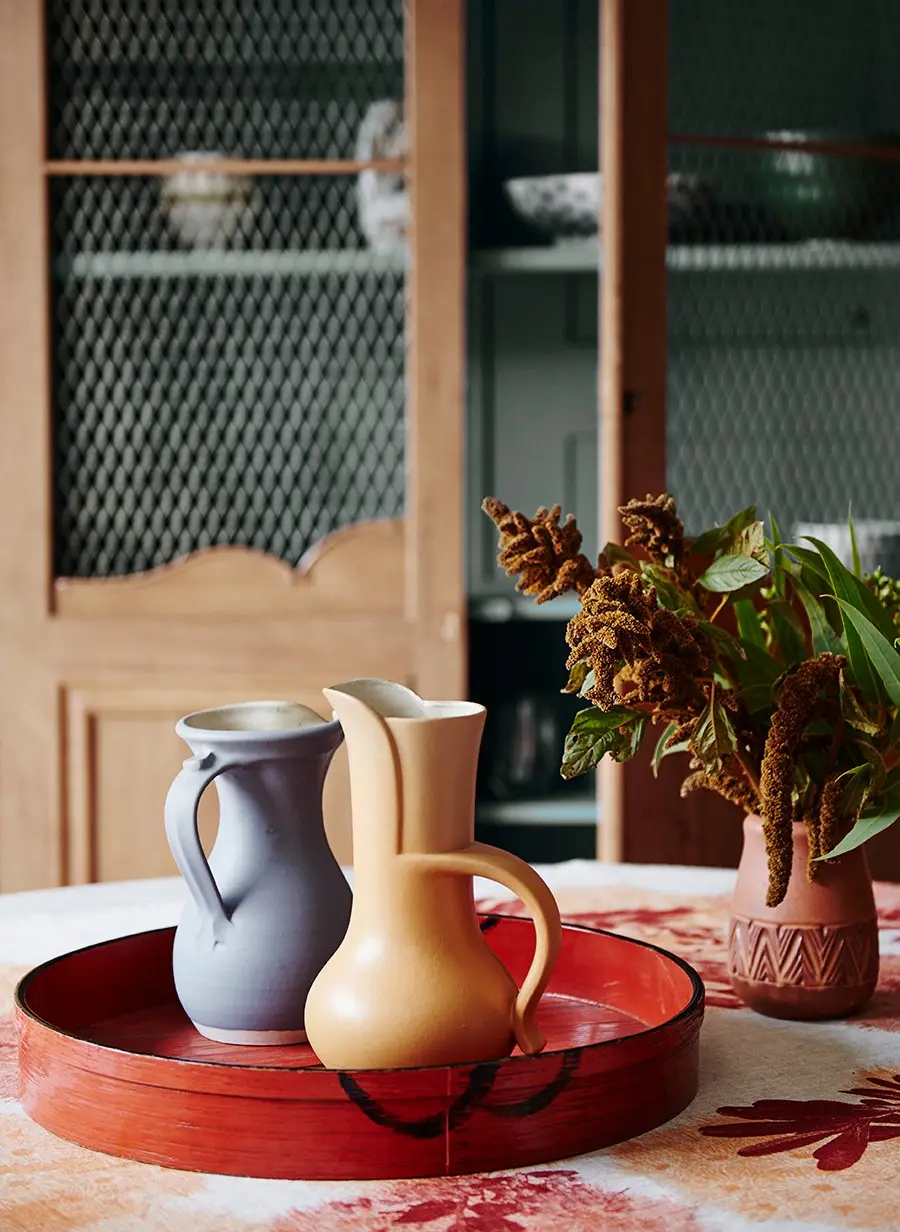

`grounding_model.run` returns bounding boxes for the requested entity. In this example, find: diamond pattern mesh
[51,173,406,578]
[47,0,403,160]
[666,0,900,538]
[53,256,405,577]
[52,175,377,255]
[49,0,407,579]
